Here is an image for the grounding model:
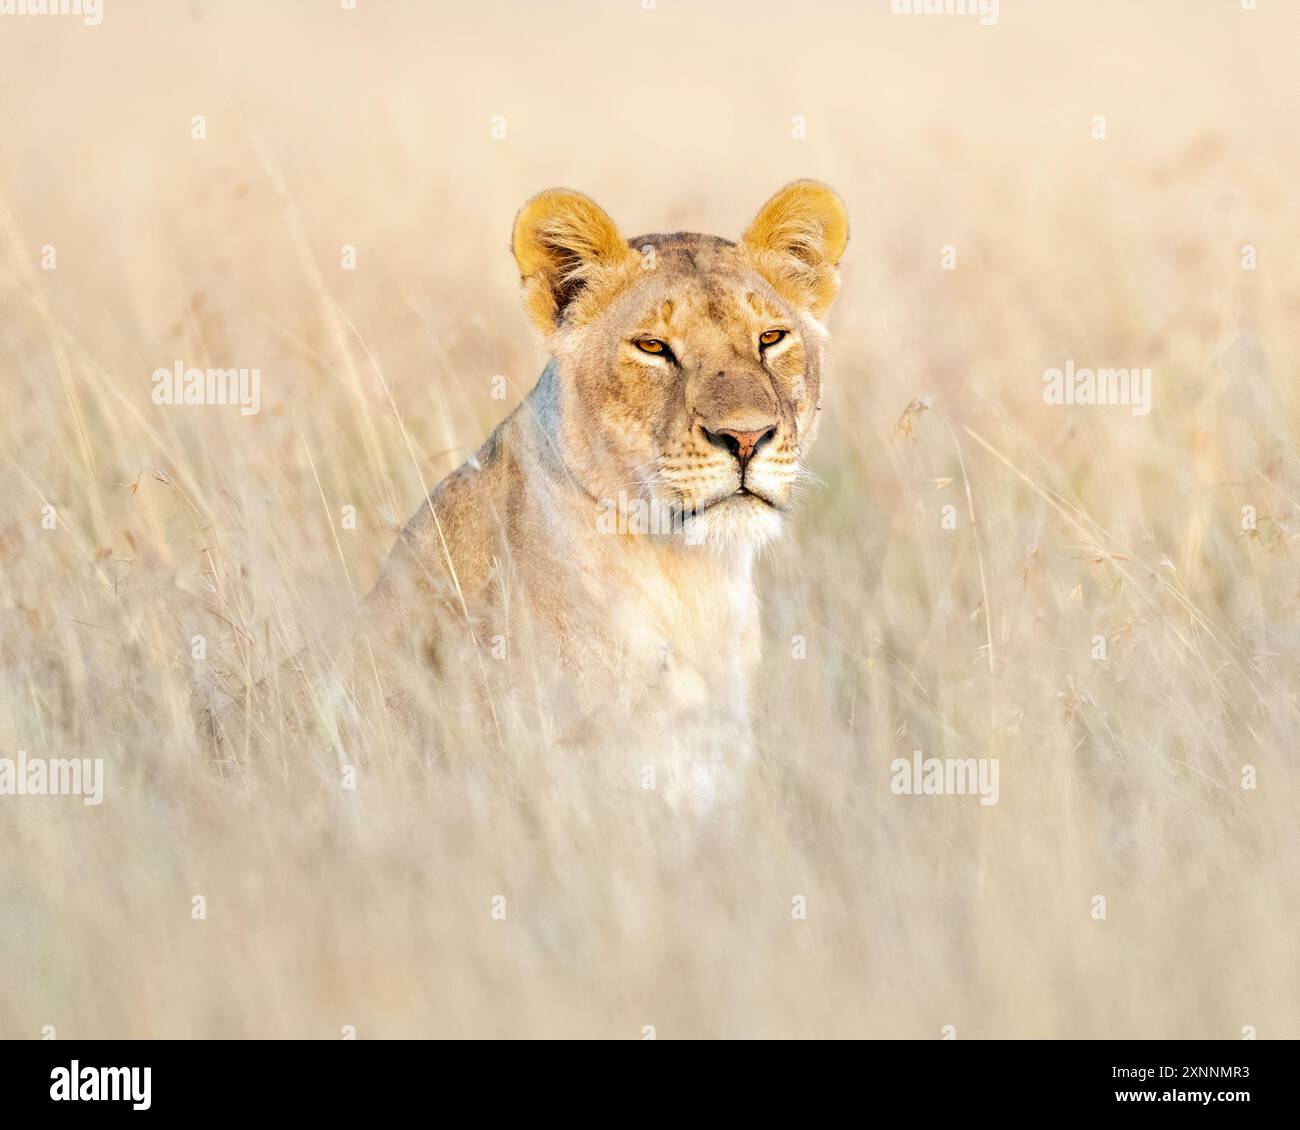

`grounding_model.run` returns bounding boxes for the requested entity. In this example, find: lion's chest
[590,566,760,736]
